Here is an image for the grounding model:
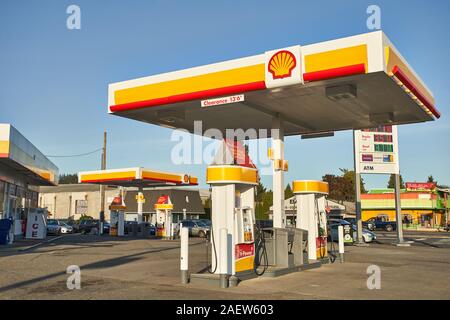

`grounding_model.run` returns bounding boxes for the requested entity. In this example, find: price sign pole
[353,130,364,245]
